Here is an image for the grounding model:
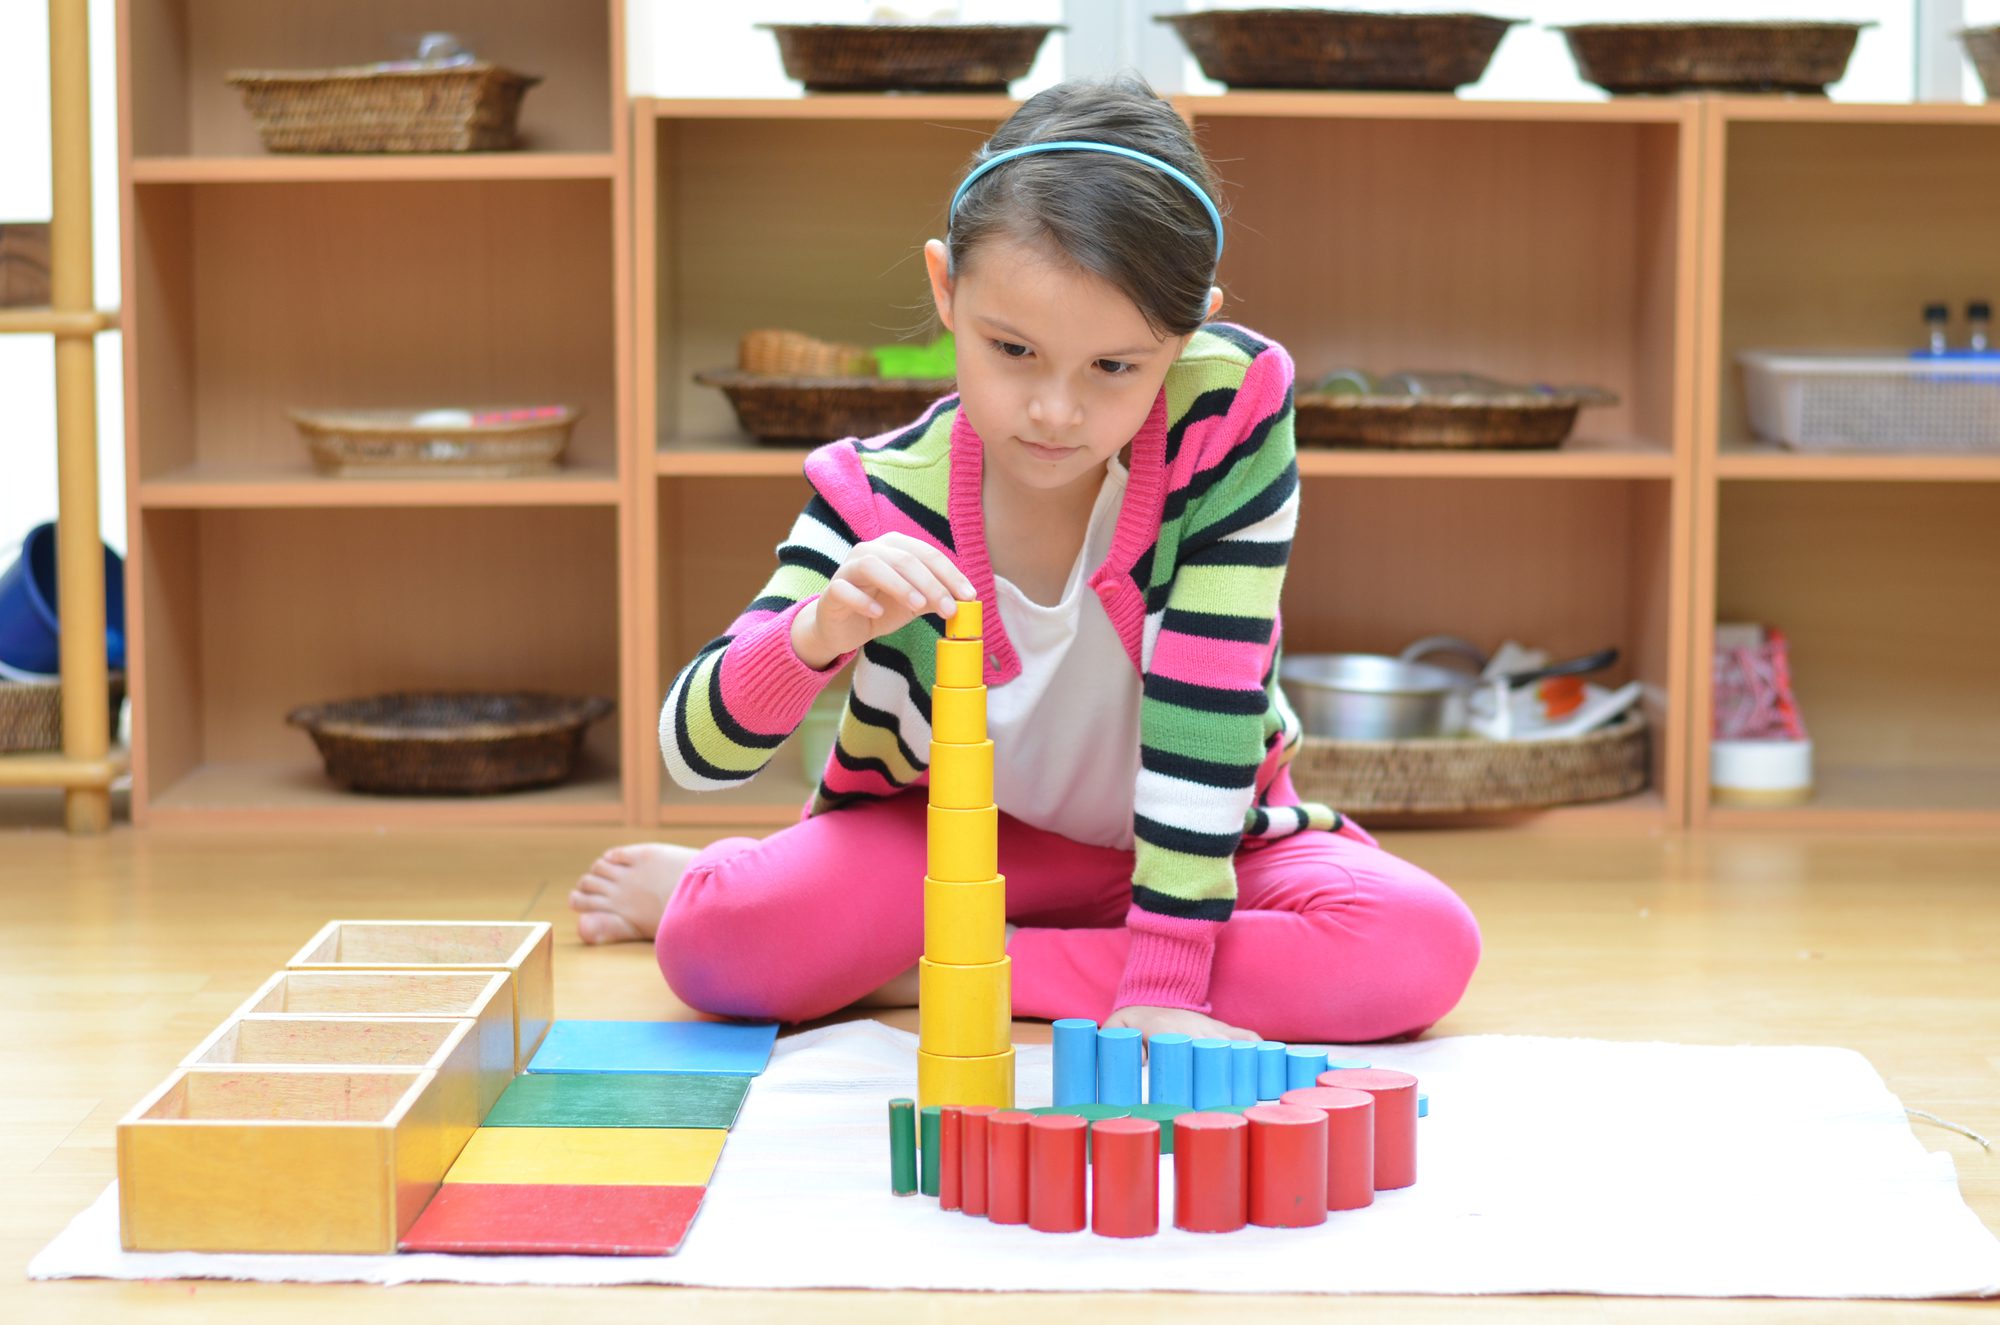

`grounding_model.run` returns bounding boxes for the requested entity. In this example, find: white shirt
[986,459,1143,850]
